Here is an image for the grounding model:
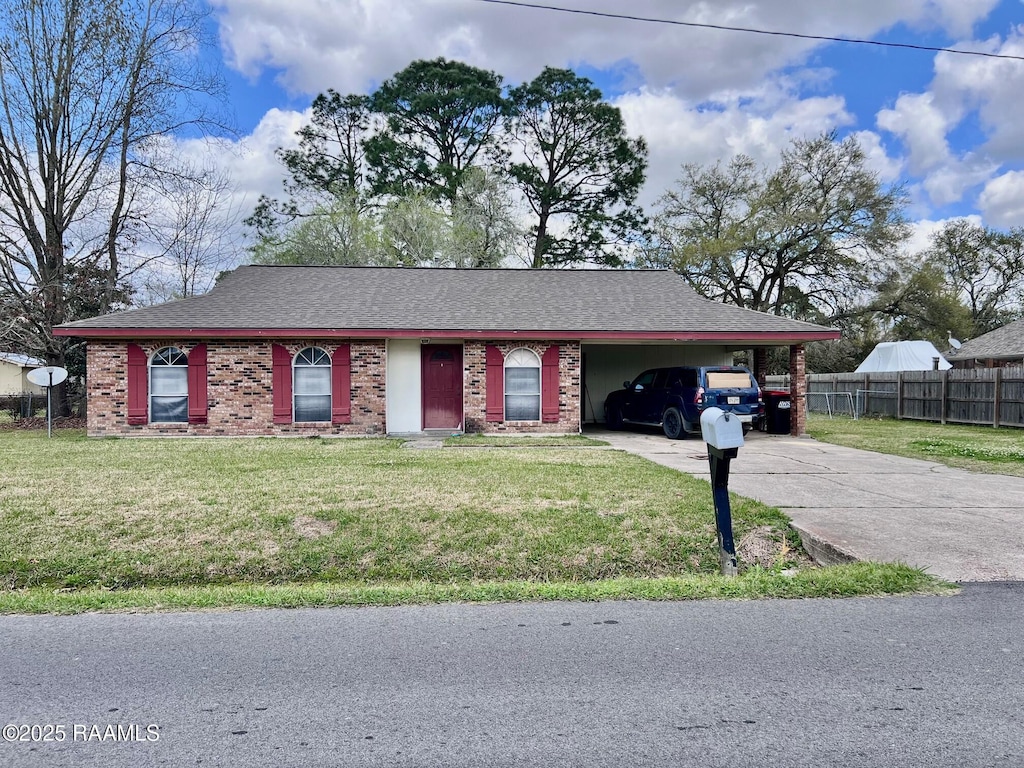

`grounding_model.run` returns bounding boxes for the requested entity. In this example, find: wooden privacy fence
[765,368,1024,428]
